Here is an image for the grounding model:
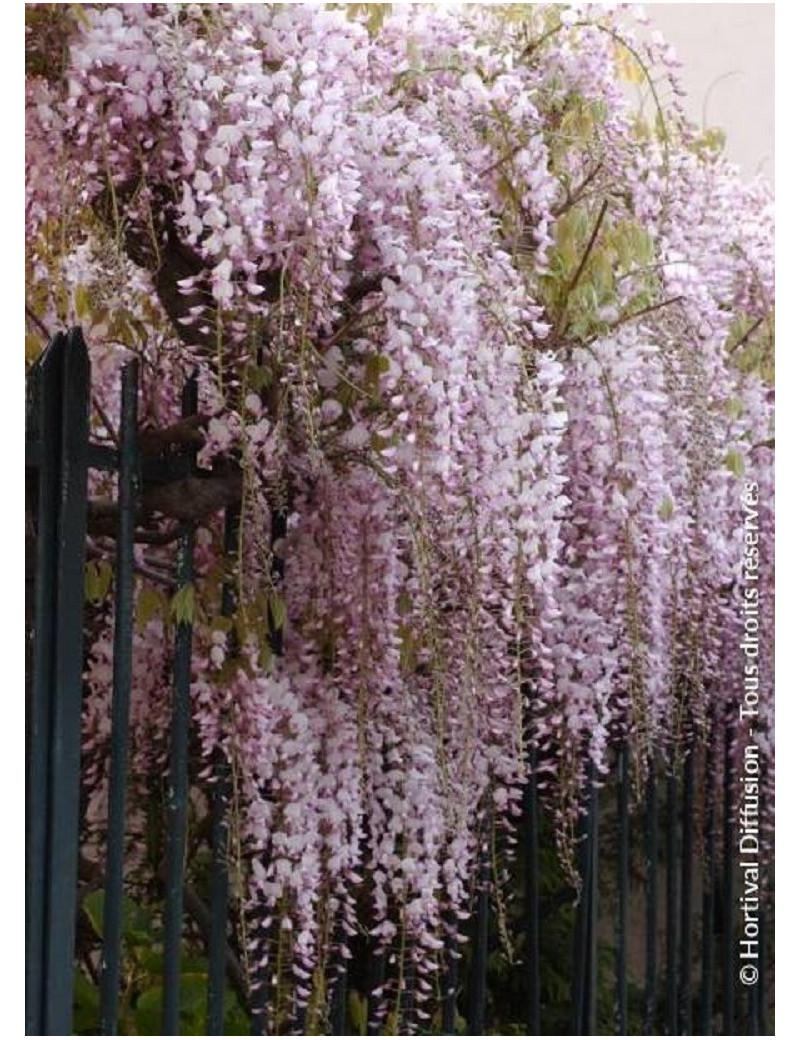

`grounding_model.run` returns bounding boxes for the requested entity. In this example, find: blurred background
[646,3,774,182]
